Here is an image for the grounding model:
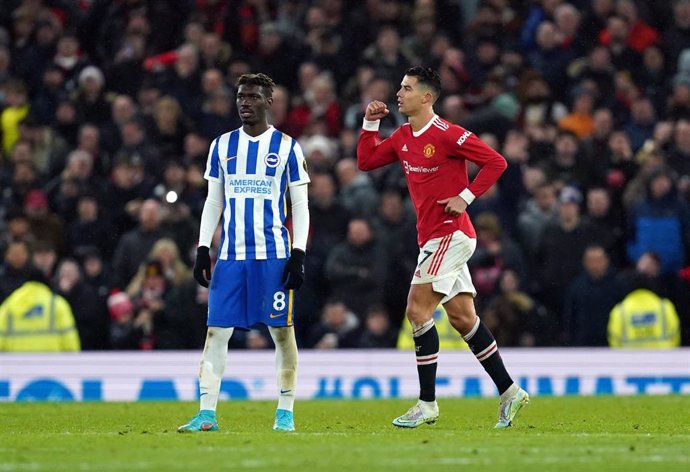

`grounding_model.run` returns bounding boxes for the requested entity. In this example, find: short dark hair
[236,73,276,97]
[405,66,441,99]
